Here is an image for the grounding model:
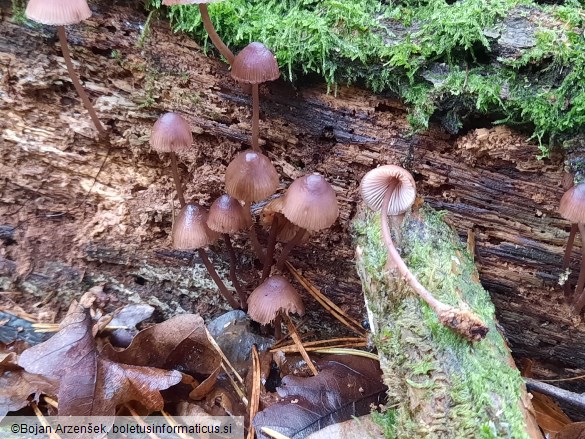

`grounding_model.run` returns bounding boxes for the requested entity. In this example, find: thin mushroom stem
[563,223,578,297]
[379,186,488,341]
[275,228,306,271]
[244,202,265,263]
[57,26,106,137]
[251,83,260,152]
[223,234,247,309]
[170,152,186,208]
[262,214,280,281]
[273,314,282,341]
[197,248,241,310]
[198,4,235,65]
[571,223,585,310]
